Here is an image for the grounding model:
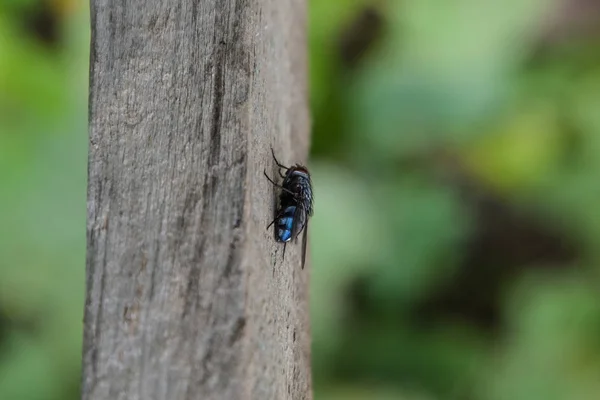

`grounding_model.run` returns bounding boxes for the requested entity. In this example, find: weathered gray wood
[83,0,311,399]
